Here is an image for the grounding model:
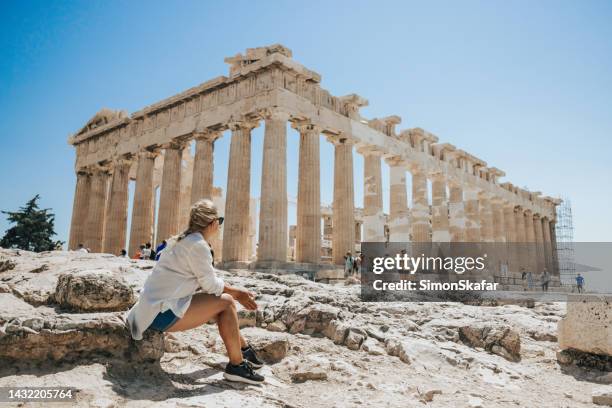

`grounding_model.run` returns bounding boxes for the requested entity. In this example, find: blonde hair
[166,199,219,248]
